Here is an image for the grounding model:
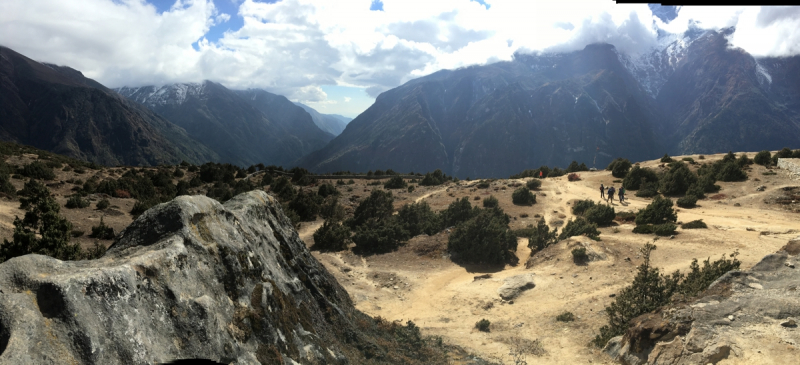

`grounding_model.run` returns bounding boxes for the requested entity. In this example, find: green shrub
[448,208,516,265]
[288,189,321,222]
[439,197,479,229]
[130,199,157,217]
[558,217,599,241]
[482,195,499,208]
[384,176,408,189]
[317,183,339,198]
[260,173,274,186]
[65,194,90,209]
[607,158,632,178]
[348,190,395,229]
[571,247,588,263]
[96,198,110,210]
[676,195,697,208]
[173,167,184,178]
[583,204,616,226]
[682,157,695,163]
[615,211,636,222]
[419,169,448,186]
[336,179,346,186]
[476,181,491,189]
[571,199,595,215]
[290,167,316,186]
[623,166,659,190]
[681,220,708,229]
[736,153,752,168]
[556,312,575,322]
[716,161,747,182]
[271,176,295,201]
[653,223,677,236]
[528,218,558,253]
[631,224,654,234]
[90,218,115,240]
[475,319,491,332]
[312,220,351,252]
[566,161,589,173]
[320,196,345,222]
[511,187,536,206]
[592,245,739,348]
[526,179,542,190]
[685,183,706,200]
[20,161,56,180]
[0,173,16,198]
[407,185,415,193]
[660,153,674,163]
[634,196,677,226]
[282,204,302,230]
[0,180,81,263]
[659,162,697,196]
[635,180,659,197]
[352,217,409,254]
[397,201,441,237]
